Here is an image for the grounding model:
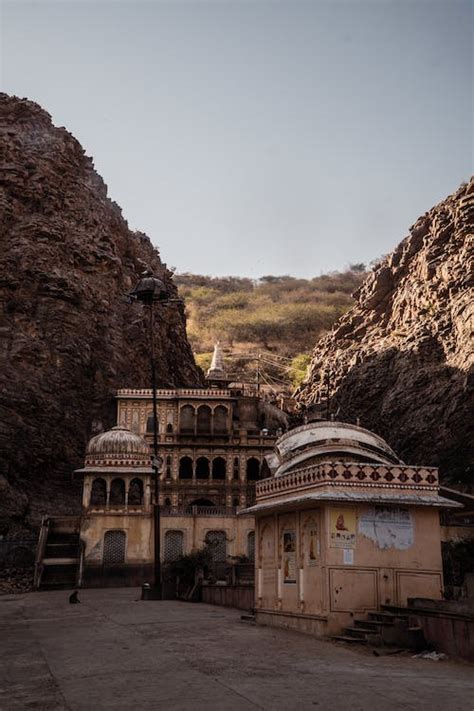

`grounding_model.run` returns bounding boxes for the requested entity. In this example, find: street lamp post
[130,271,170,599]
